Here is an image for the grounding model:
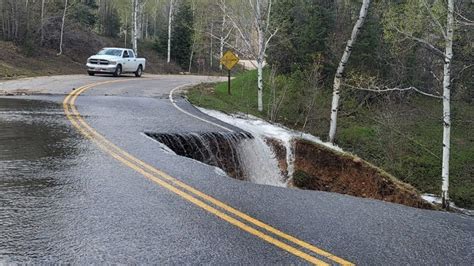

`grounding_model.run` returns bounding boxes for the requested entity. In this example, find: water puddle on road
[0,97,83,262]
